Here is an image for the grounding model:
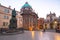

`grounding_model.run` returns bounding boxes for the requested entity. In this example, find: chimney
[0,3,1,6]
[9,6,11,9]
